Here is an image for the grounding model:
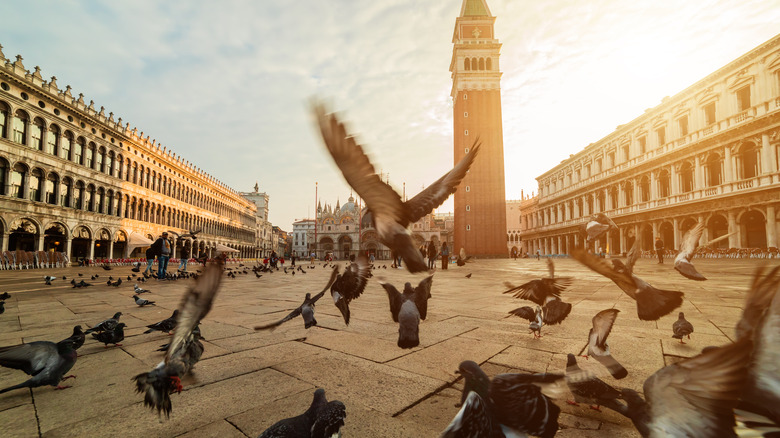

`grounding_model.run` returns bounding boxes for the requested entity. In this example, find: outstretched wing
[542,298,572,325]
[334,253,370,301]
[381,282,404,322]
[507,306,537,322]
[310,266,340,303]
[405,140,480,224]
[253,307,303,331]
[414,275,434,320]
[503,278,571,306]
[571,247,635,292]
[591,309,619,351]
[625,237,642,274]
